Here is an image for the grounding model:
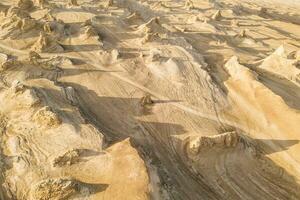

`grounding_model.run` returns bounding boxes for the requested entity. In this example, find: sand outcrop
[30,178,80,200]
[28,51,41,61]
[181,131,256,161]
[0,81,40,109]
[105,0,114,8]
[140,94,154,106]
[52,149,81,167]
[258,46,300,85]
[11,80,26,93]
[126,12,142,22]
[28,51,71,70]
[1,59,19,72]
[211,10,222,21]
[288,50,300,60]
[231,19,239,27]
[43,13,56,22]
[224,56,258,80]
[37,0,47,8]
[0,53,8,71]
[31,32,64,53]
[97,49,119,65]
[185,0,195,10]
[17,0,34,10]
[138,17,162,34]
[33,106,61,128]
[62,86,78,106]
[0,8,40,39]
[0,0,299,199]
[187,131,239,155]
[141,32,160,44]
[0,78,150,199]
[68,0,79,7]
[80,25,99,40]
[43,22,52,33]
[5,6,30,18]
[44,19,66,38]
